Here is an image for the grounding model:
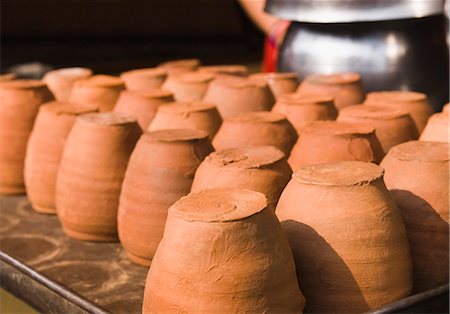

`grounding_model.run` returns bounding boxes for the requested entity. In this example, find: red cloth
[263,20,290,72]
